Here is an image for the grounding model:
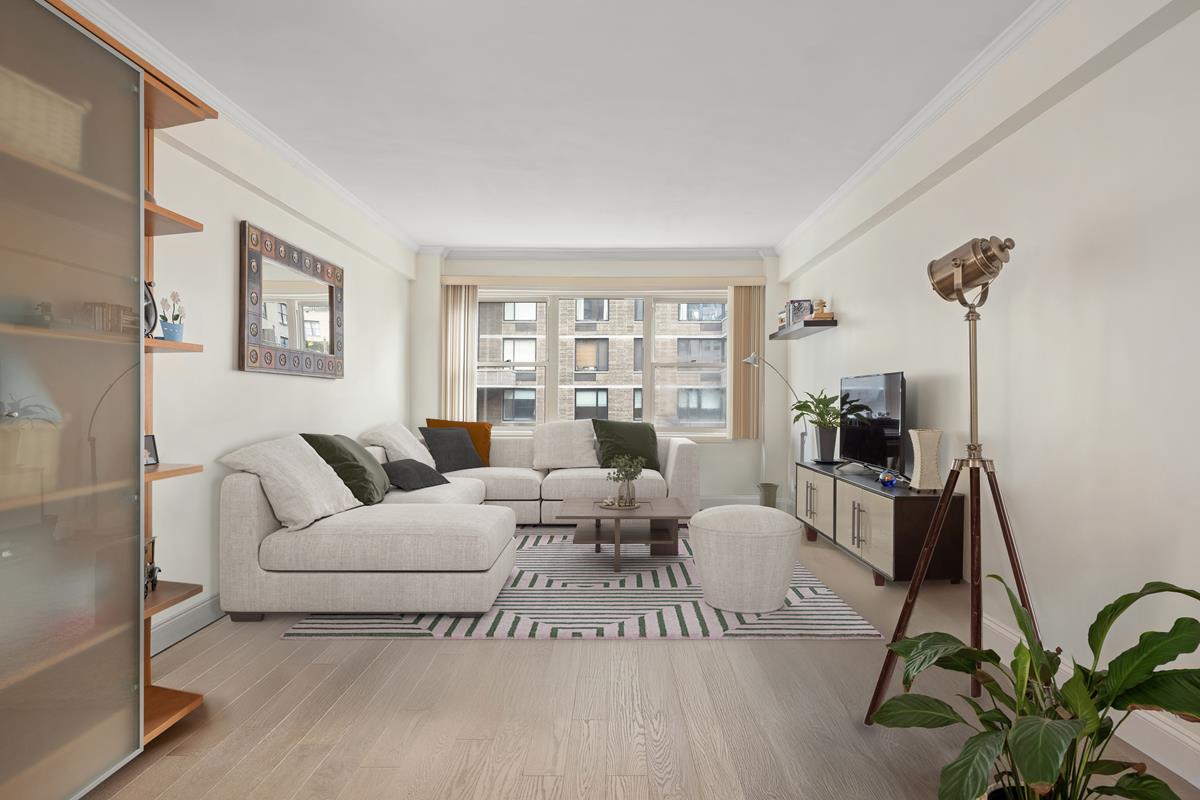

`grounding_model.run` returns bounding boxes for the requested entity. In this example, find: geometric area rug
[281,530,881,641]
